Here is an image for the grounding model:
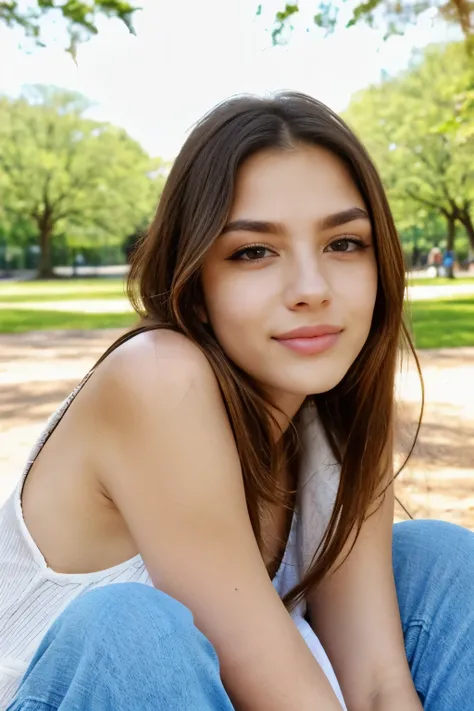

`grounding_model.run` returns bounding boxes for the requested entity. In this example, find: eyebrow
[221,206,370,236]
